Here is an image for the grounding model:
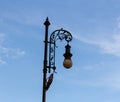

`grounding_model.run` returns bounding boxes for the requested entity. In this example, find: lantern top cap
[44,17,51,26]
